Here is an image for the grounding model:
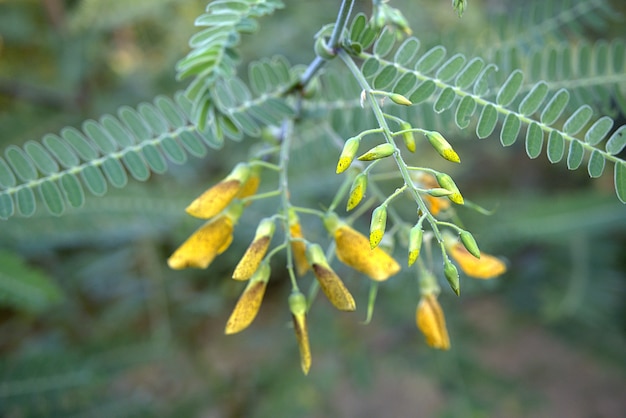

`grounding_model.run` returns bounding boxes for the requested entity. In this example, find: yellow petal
[237,171,260,200]
[311,263,356,311]
[225,280,267,334]
[185,179,241,219]
[416,294,450,350]
[232,236,271,280]
[292,312,311,375]
[167,216,233,270]
[334,225,401,281]
[289,222,310,276]
[449,243,506,279]
[424,194,450,216]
